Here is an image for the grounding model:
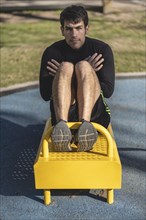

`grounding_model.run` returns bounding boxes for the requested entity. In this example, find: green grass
[0,9,145,87]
